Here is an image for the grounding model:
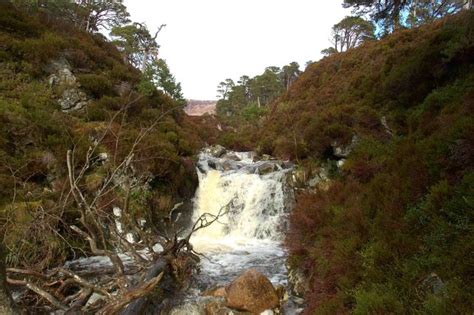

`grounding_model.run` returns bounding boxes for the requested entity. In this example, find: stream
[170,148,301,314]
[62,148,301,314]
